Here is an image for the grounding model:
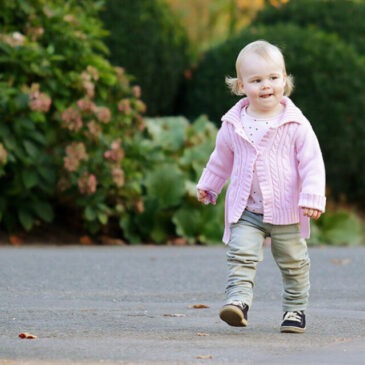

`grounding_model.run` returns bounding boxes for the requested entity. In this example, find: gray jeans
[226,210,310,312]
